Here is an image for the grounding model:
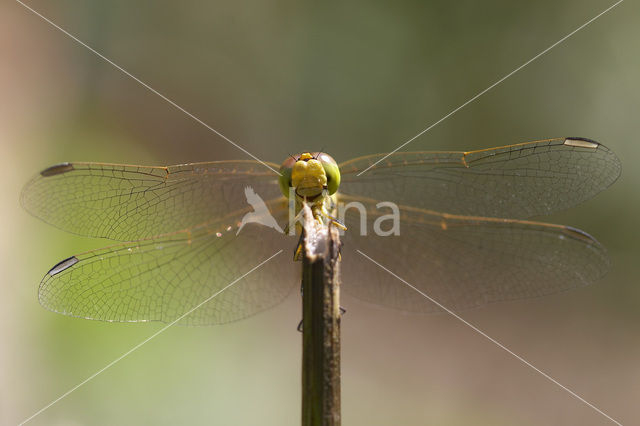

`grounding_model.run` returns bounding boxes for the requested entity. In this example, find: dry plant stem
[301,205,342,426]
